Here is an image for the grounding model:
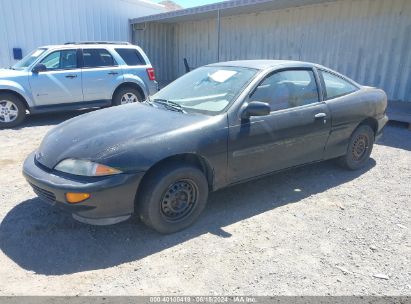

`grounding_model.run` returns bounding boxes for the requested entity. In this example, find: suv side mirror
[241,101,271,119]
[32,63,47,74]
